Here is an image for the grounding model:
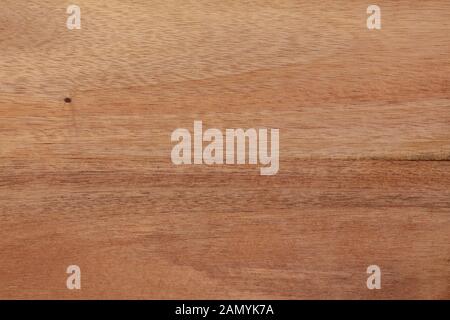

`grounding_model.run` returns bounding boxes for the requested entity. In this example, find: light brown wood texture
[0,0,449,299]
